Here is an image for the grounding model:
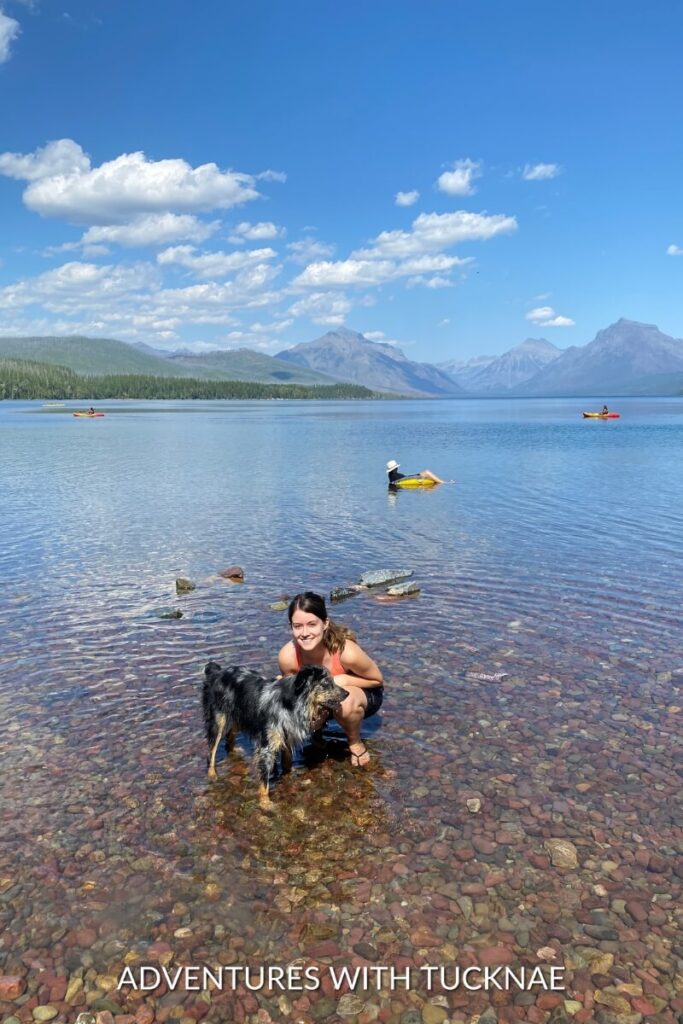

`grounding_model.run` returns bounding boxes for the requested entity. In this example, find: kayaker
[602,405,609,415]
[386,459,449,486]
[88,406,96,415]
